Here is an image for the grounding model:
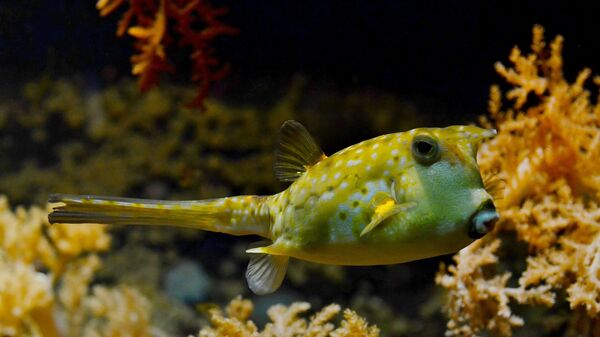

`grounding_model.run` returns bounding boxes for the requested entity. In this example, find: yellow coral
[0,195,160,337]
[0,260,53,336]
[197,297,379,337]
[48,223,110,257]
[438,25,600,336]
[83,286,155,337]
